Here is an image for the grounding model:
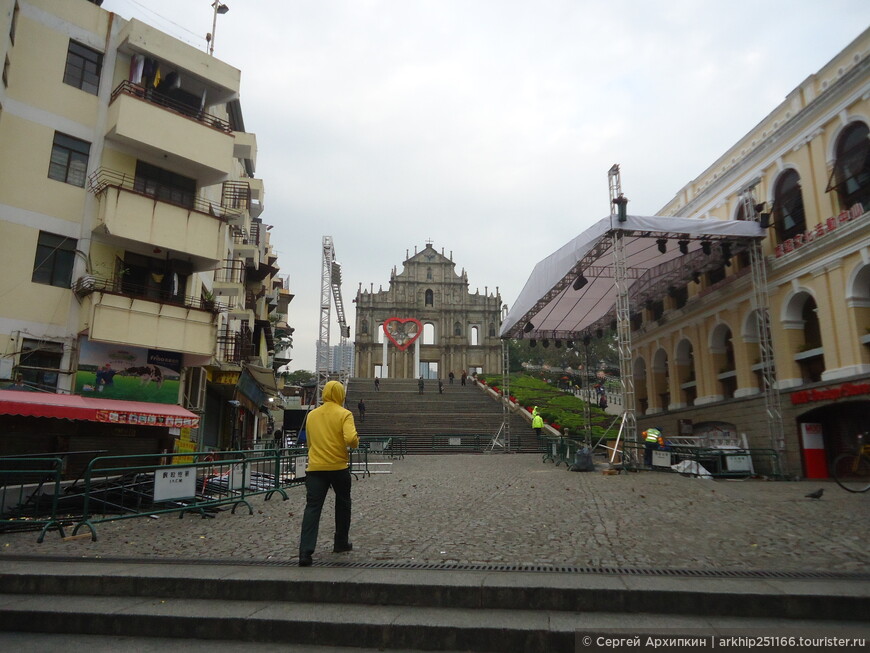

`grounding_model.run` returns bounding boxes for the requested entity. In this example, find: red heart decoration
[383,317,423,351]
